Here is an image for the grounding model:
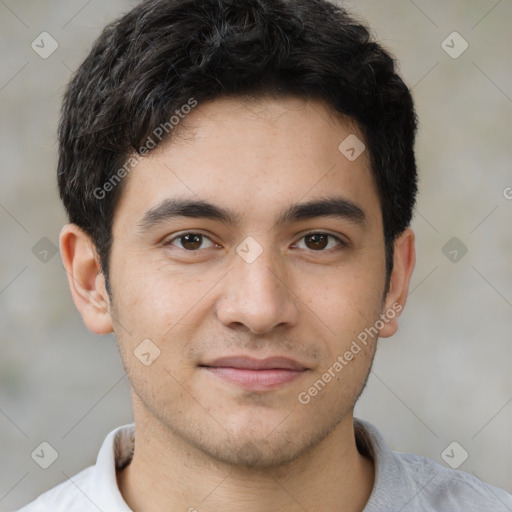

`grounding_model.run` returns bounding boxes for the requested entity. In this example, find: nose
[215,240,300,335]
